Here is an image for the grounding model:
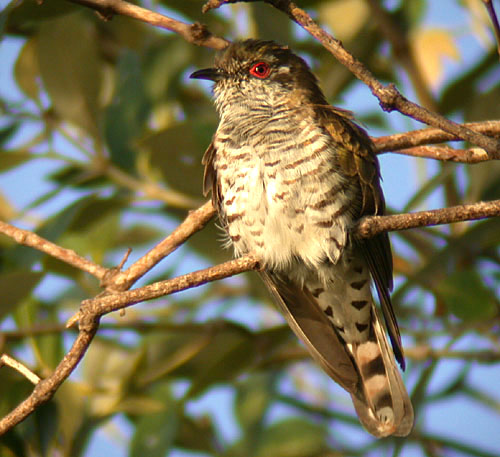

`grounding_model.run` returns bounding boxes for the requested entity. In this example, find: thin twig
[373,120,500,153]
[68,0,228,49]
[405,346,500,363]
[75,255,259,321]
[0,318,98,435]
[0,221,107,280]
[0,355,41,385]
[202,0,500,157]
[356,199,500,239]
[483,0,500,58]
[365,0,437,110]
[100,200,216,292]
[386,145,490,163]
[2,195,499,434]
